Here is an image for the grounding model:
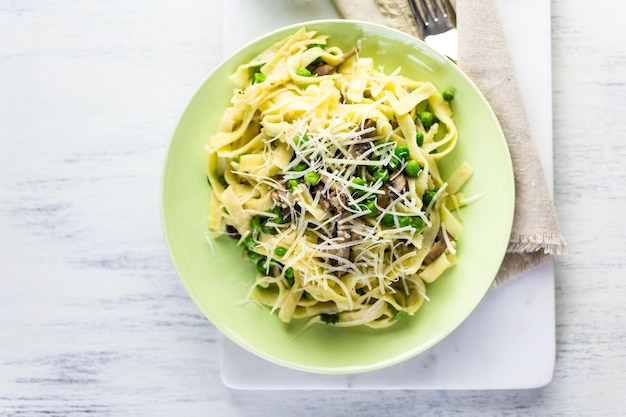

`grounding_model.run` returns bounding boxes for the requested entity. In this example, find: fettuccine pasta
[206,27,473,329]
